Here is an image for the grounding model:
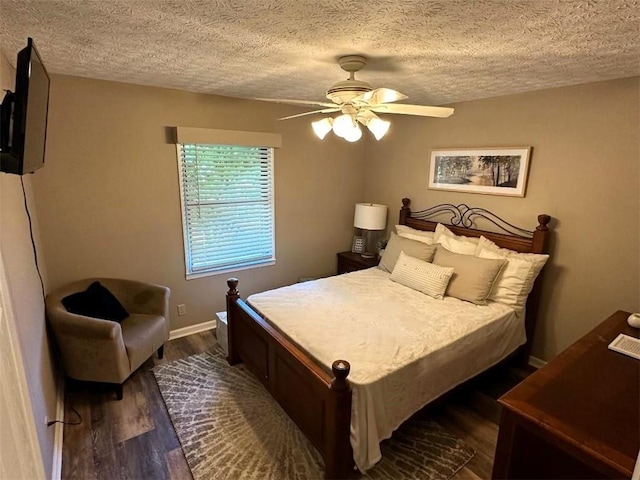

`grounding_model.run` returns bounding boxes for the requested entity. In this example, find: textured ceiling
[0,0,638,106]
